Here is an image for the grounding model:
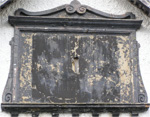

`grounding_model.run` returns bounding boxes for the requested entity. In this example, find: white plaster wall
[0,0,150,117]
